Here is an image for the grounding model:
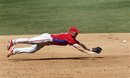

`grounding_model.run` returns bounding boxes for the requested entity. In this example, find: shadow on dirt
[9,56,105,62]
